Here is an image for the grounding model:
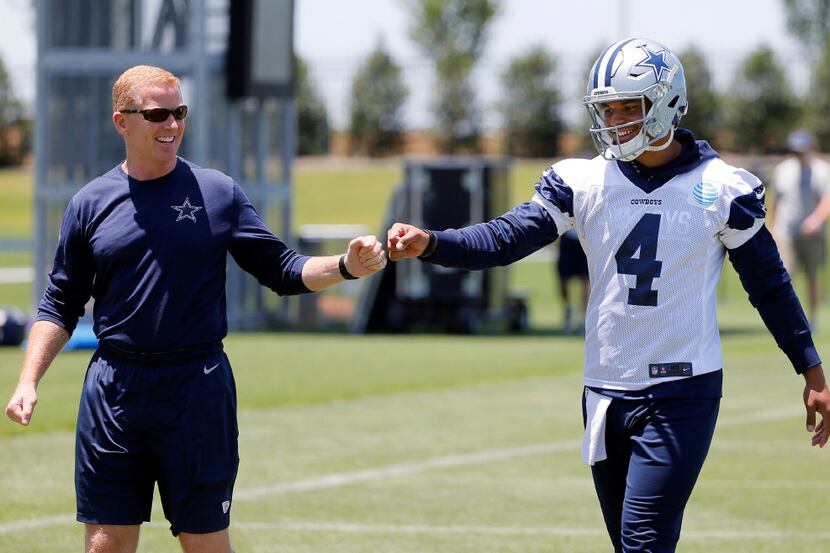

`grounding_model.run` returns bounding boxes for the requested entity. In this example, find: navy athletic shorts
[75,347,239,536]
